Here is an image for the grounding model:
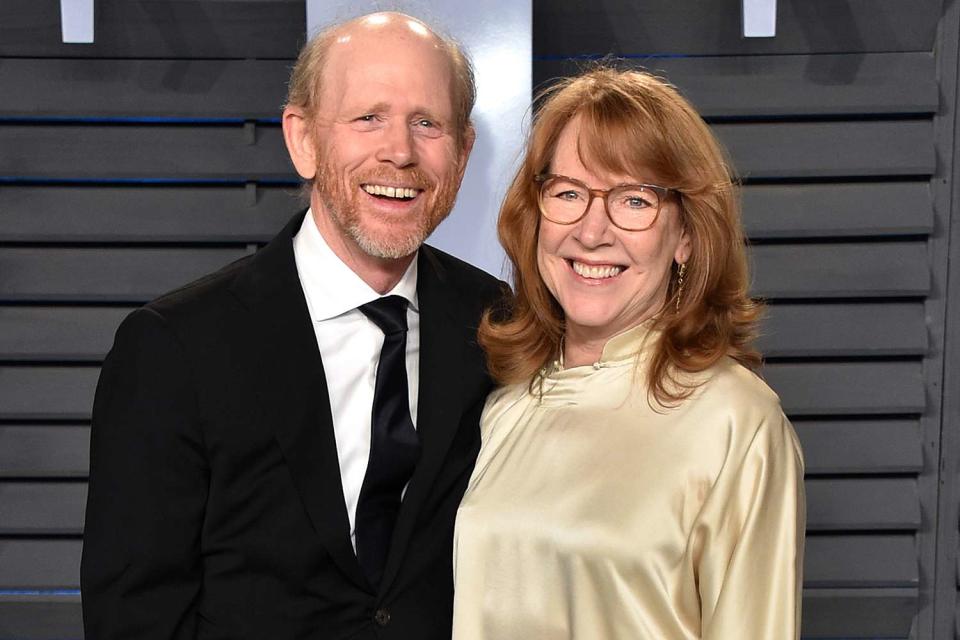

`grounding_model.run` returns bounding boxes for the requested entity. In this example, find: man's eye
[416,119,435,128]
[356,115,377,122]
